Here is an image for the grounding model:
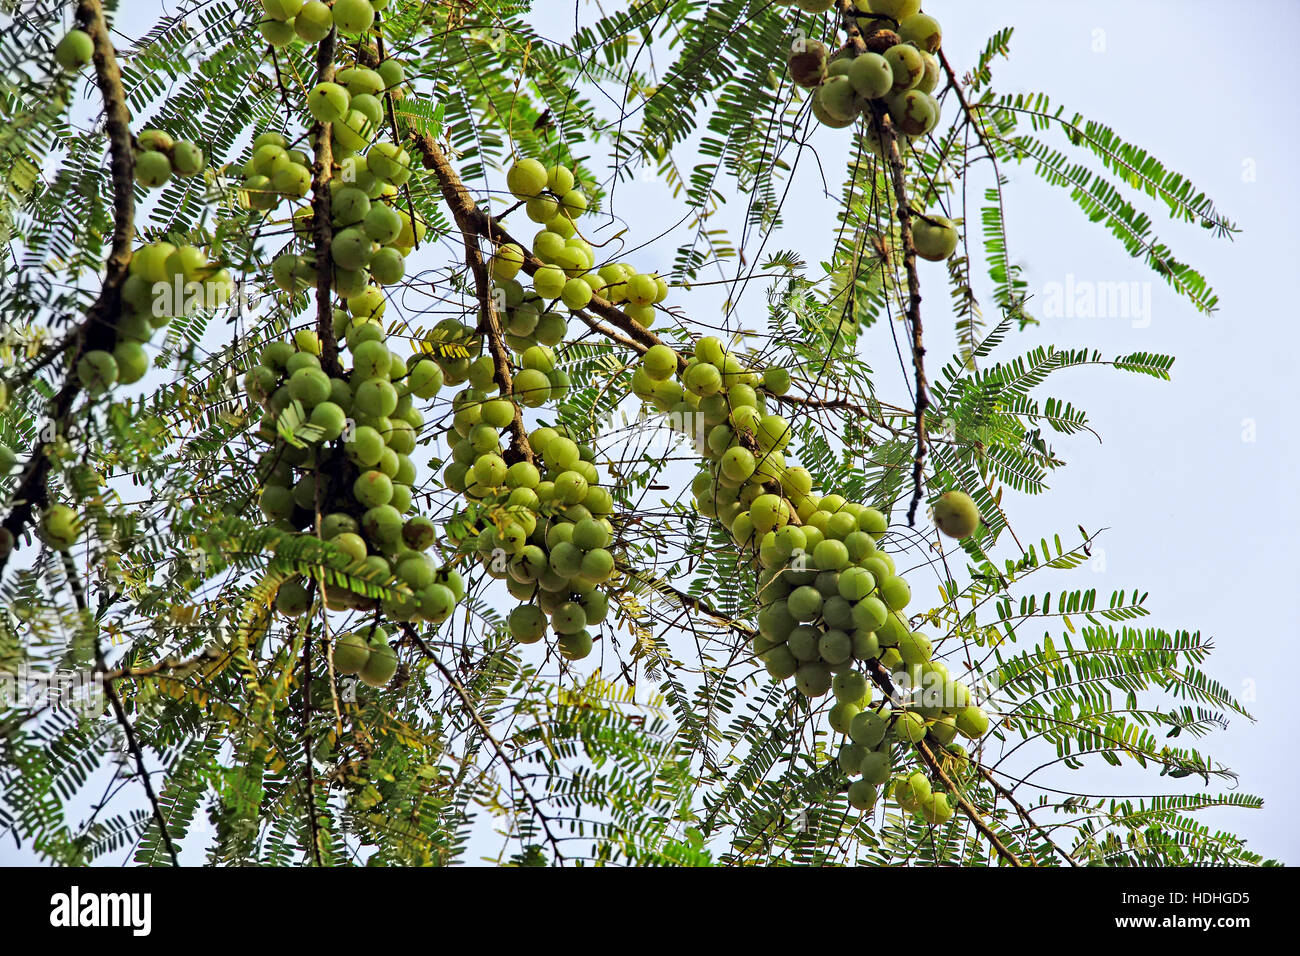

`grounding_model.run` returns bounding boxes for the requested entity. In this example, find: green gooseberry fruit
[332,632,371,674]
[884,44,925,91]
[307,81,350,123]
[332,0,376,37]
[933,490,980,538]
[55,29,94,71]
